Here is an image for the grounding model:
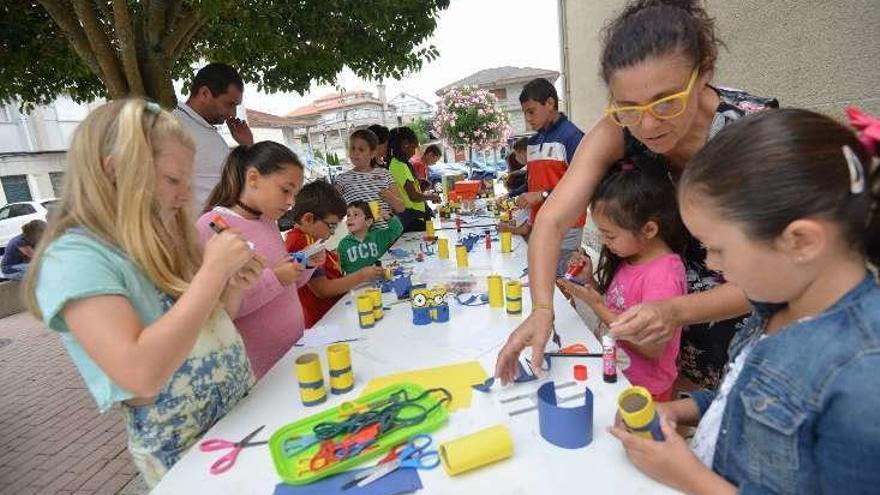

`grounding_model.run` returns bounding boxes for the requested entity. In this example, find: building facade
[287,90,397,161]
[435,66,561,139]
